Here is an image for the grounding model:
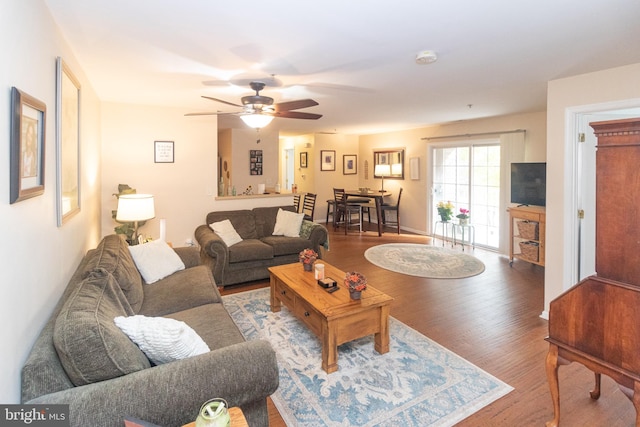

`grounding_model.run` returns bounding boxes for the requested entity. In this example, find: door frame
[568,100,640,286]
